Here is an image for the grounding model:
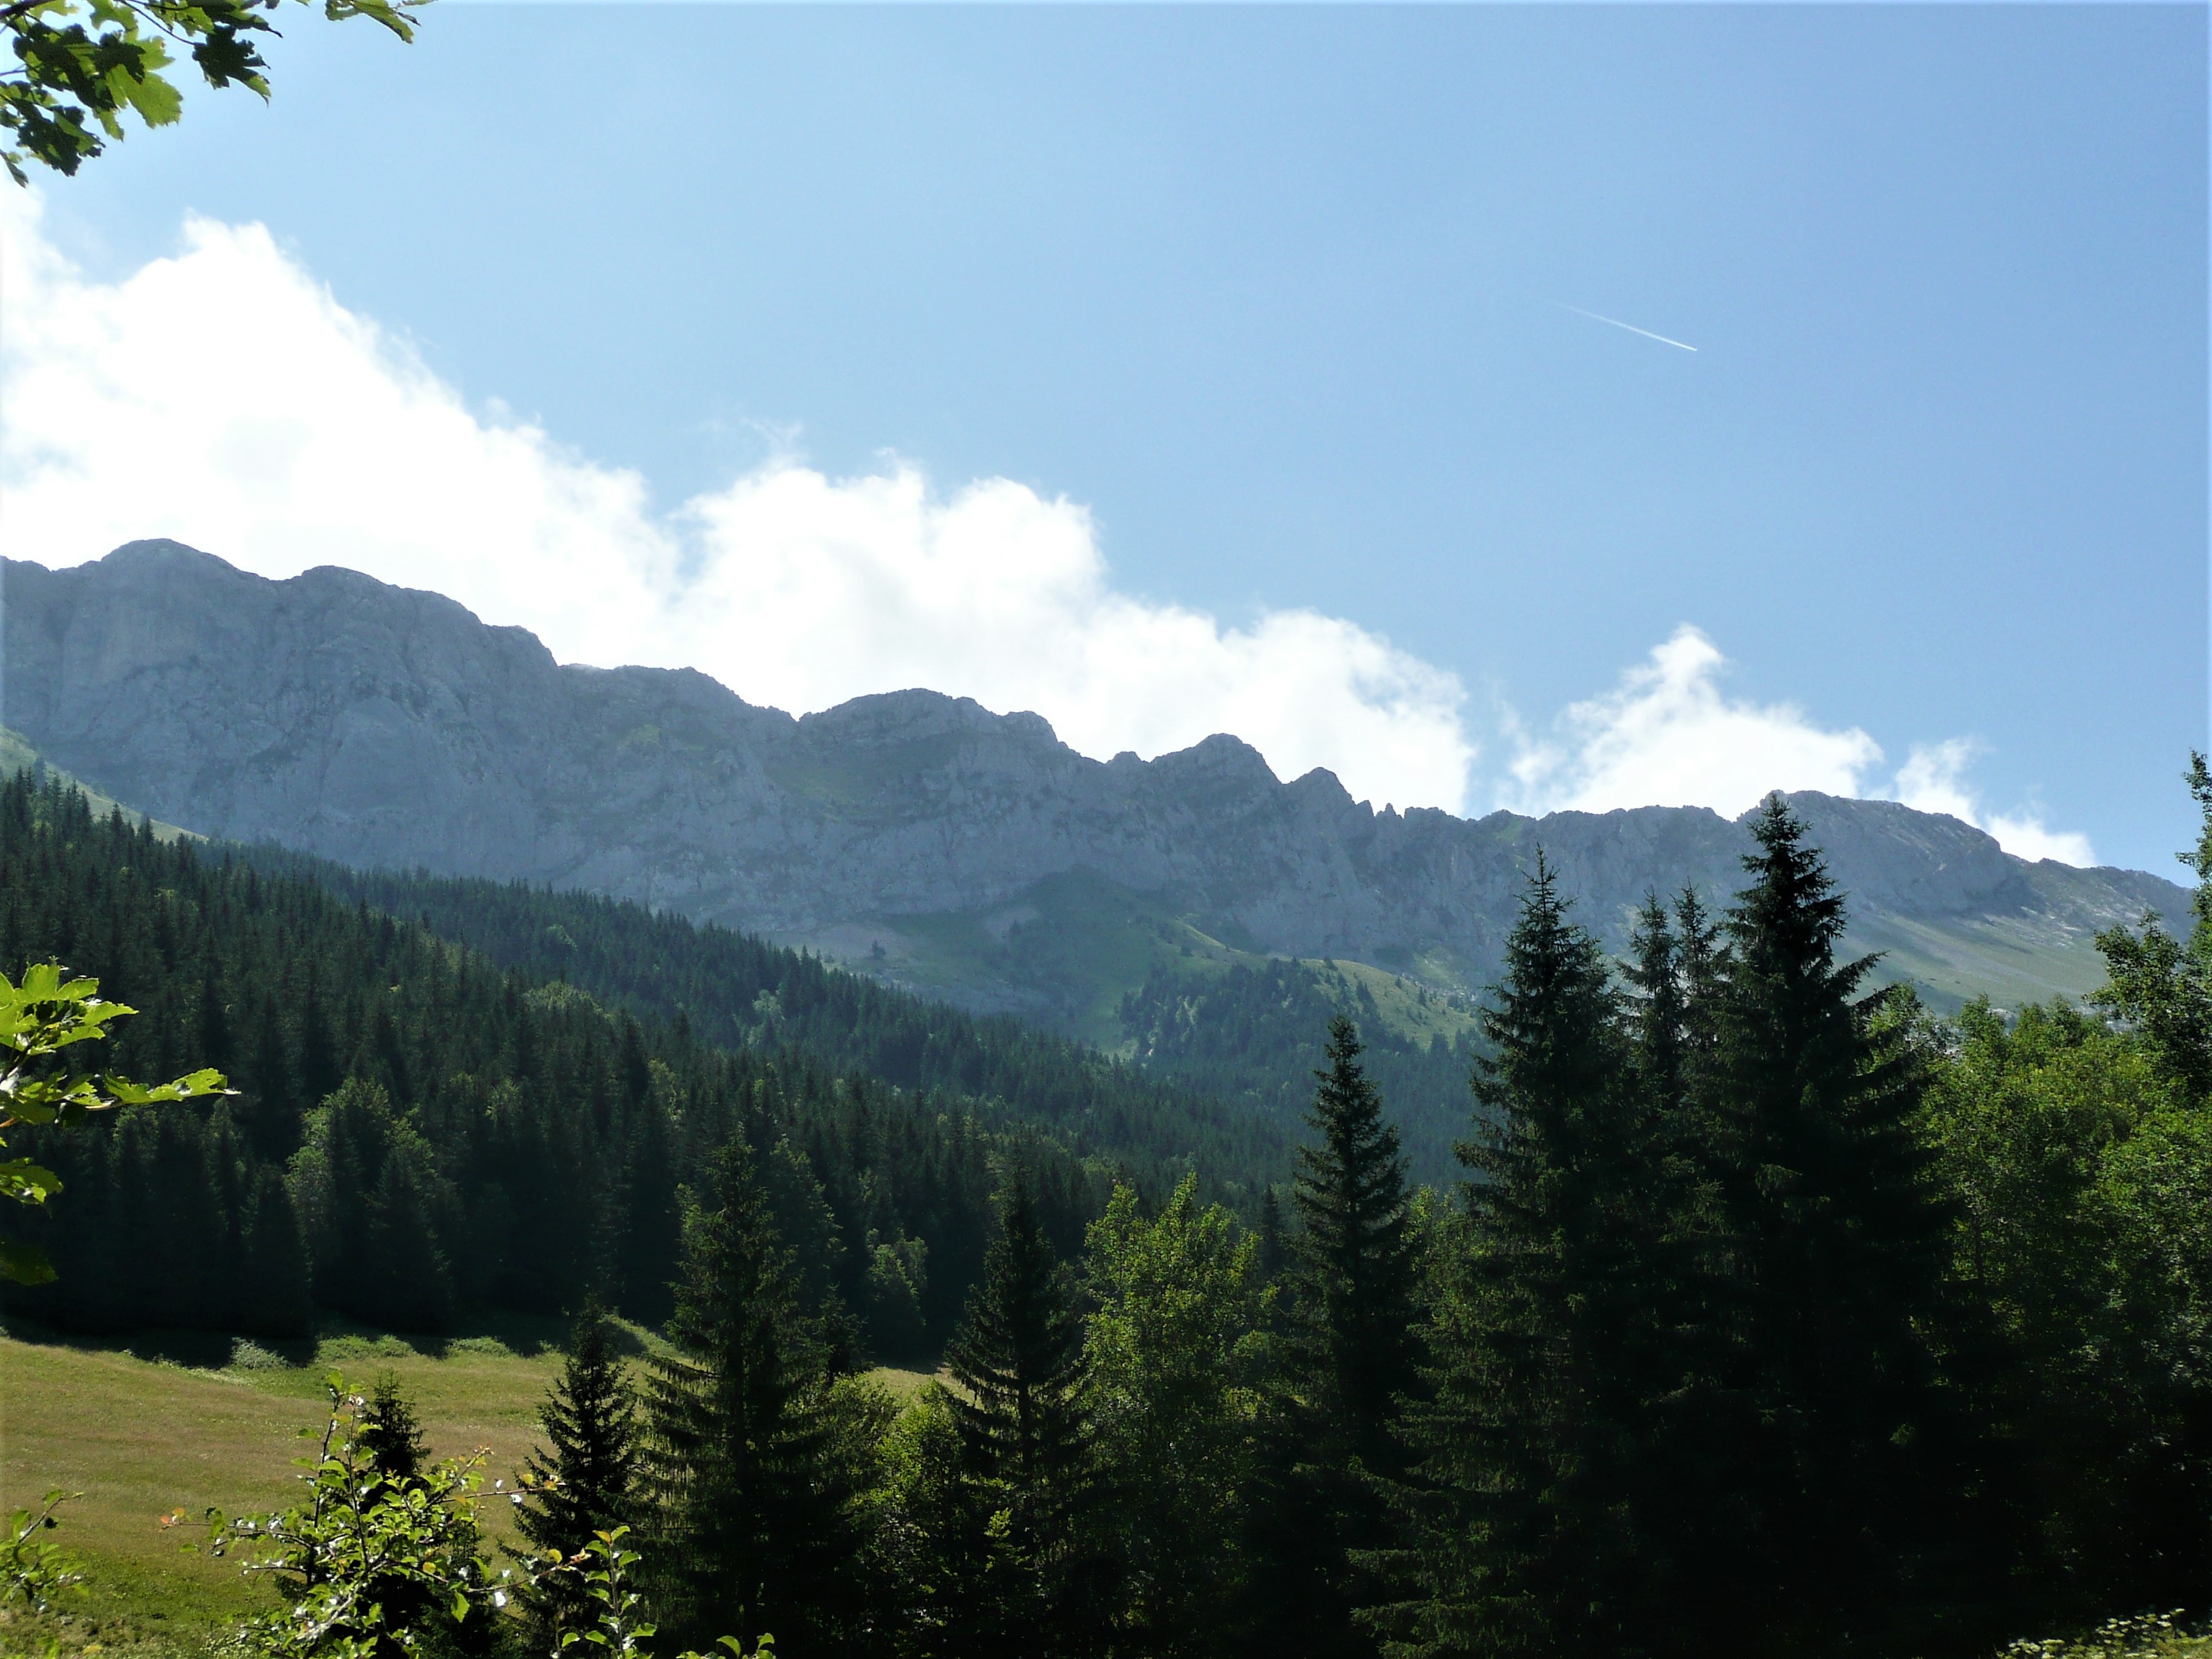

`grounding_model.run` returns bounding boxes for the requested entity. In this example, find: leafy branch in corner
[1,0,422,184]
[1,1489,85,1612]
[0,961,230,1283]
